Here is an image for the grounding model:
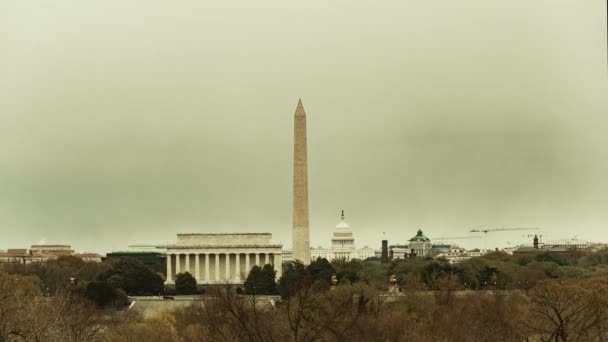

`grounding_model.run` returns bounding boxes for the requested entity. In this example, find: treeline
[109,275,608,342]
[0,256,164,308]
[2,249,608,341]
[4,270,606,341]
[281,248,608,293]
